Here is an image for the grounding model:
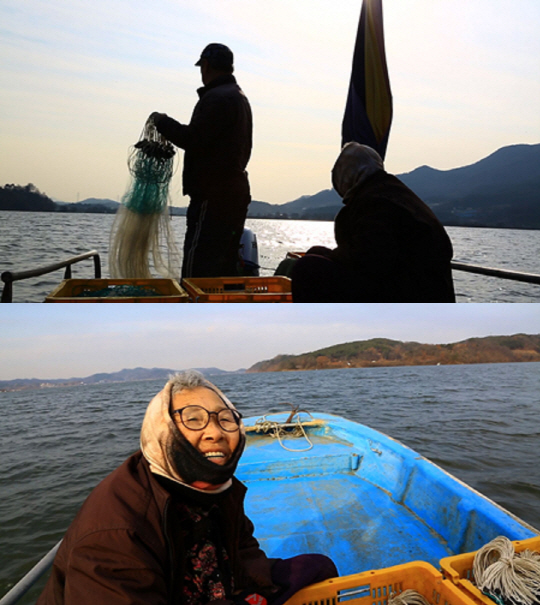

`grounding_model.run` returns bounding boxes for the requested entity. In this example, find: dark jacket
[155,75,252,201]
[37,452,274,605]
[331,170,455,302]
